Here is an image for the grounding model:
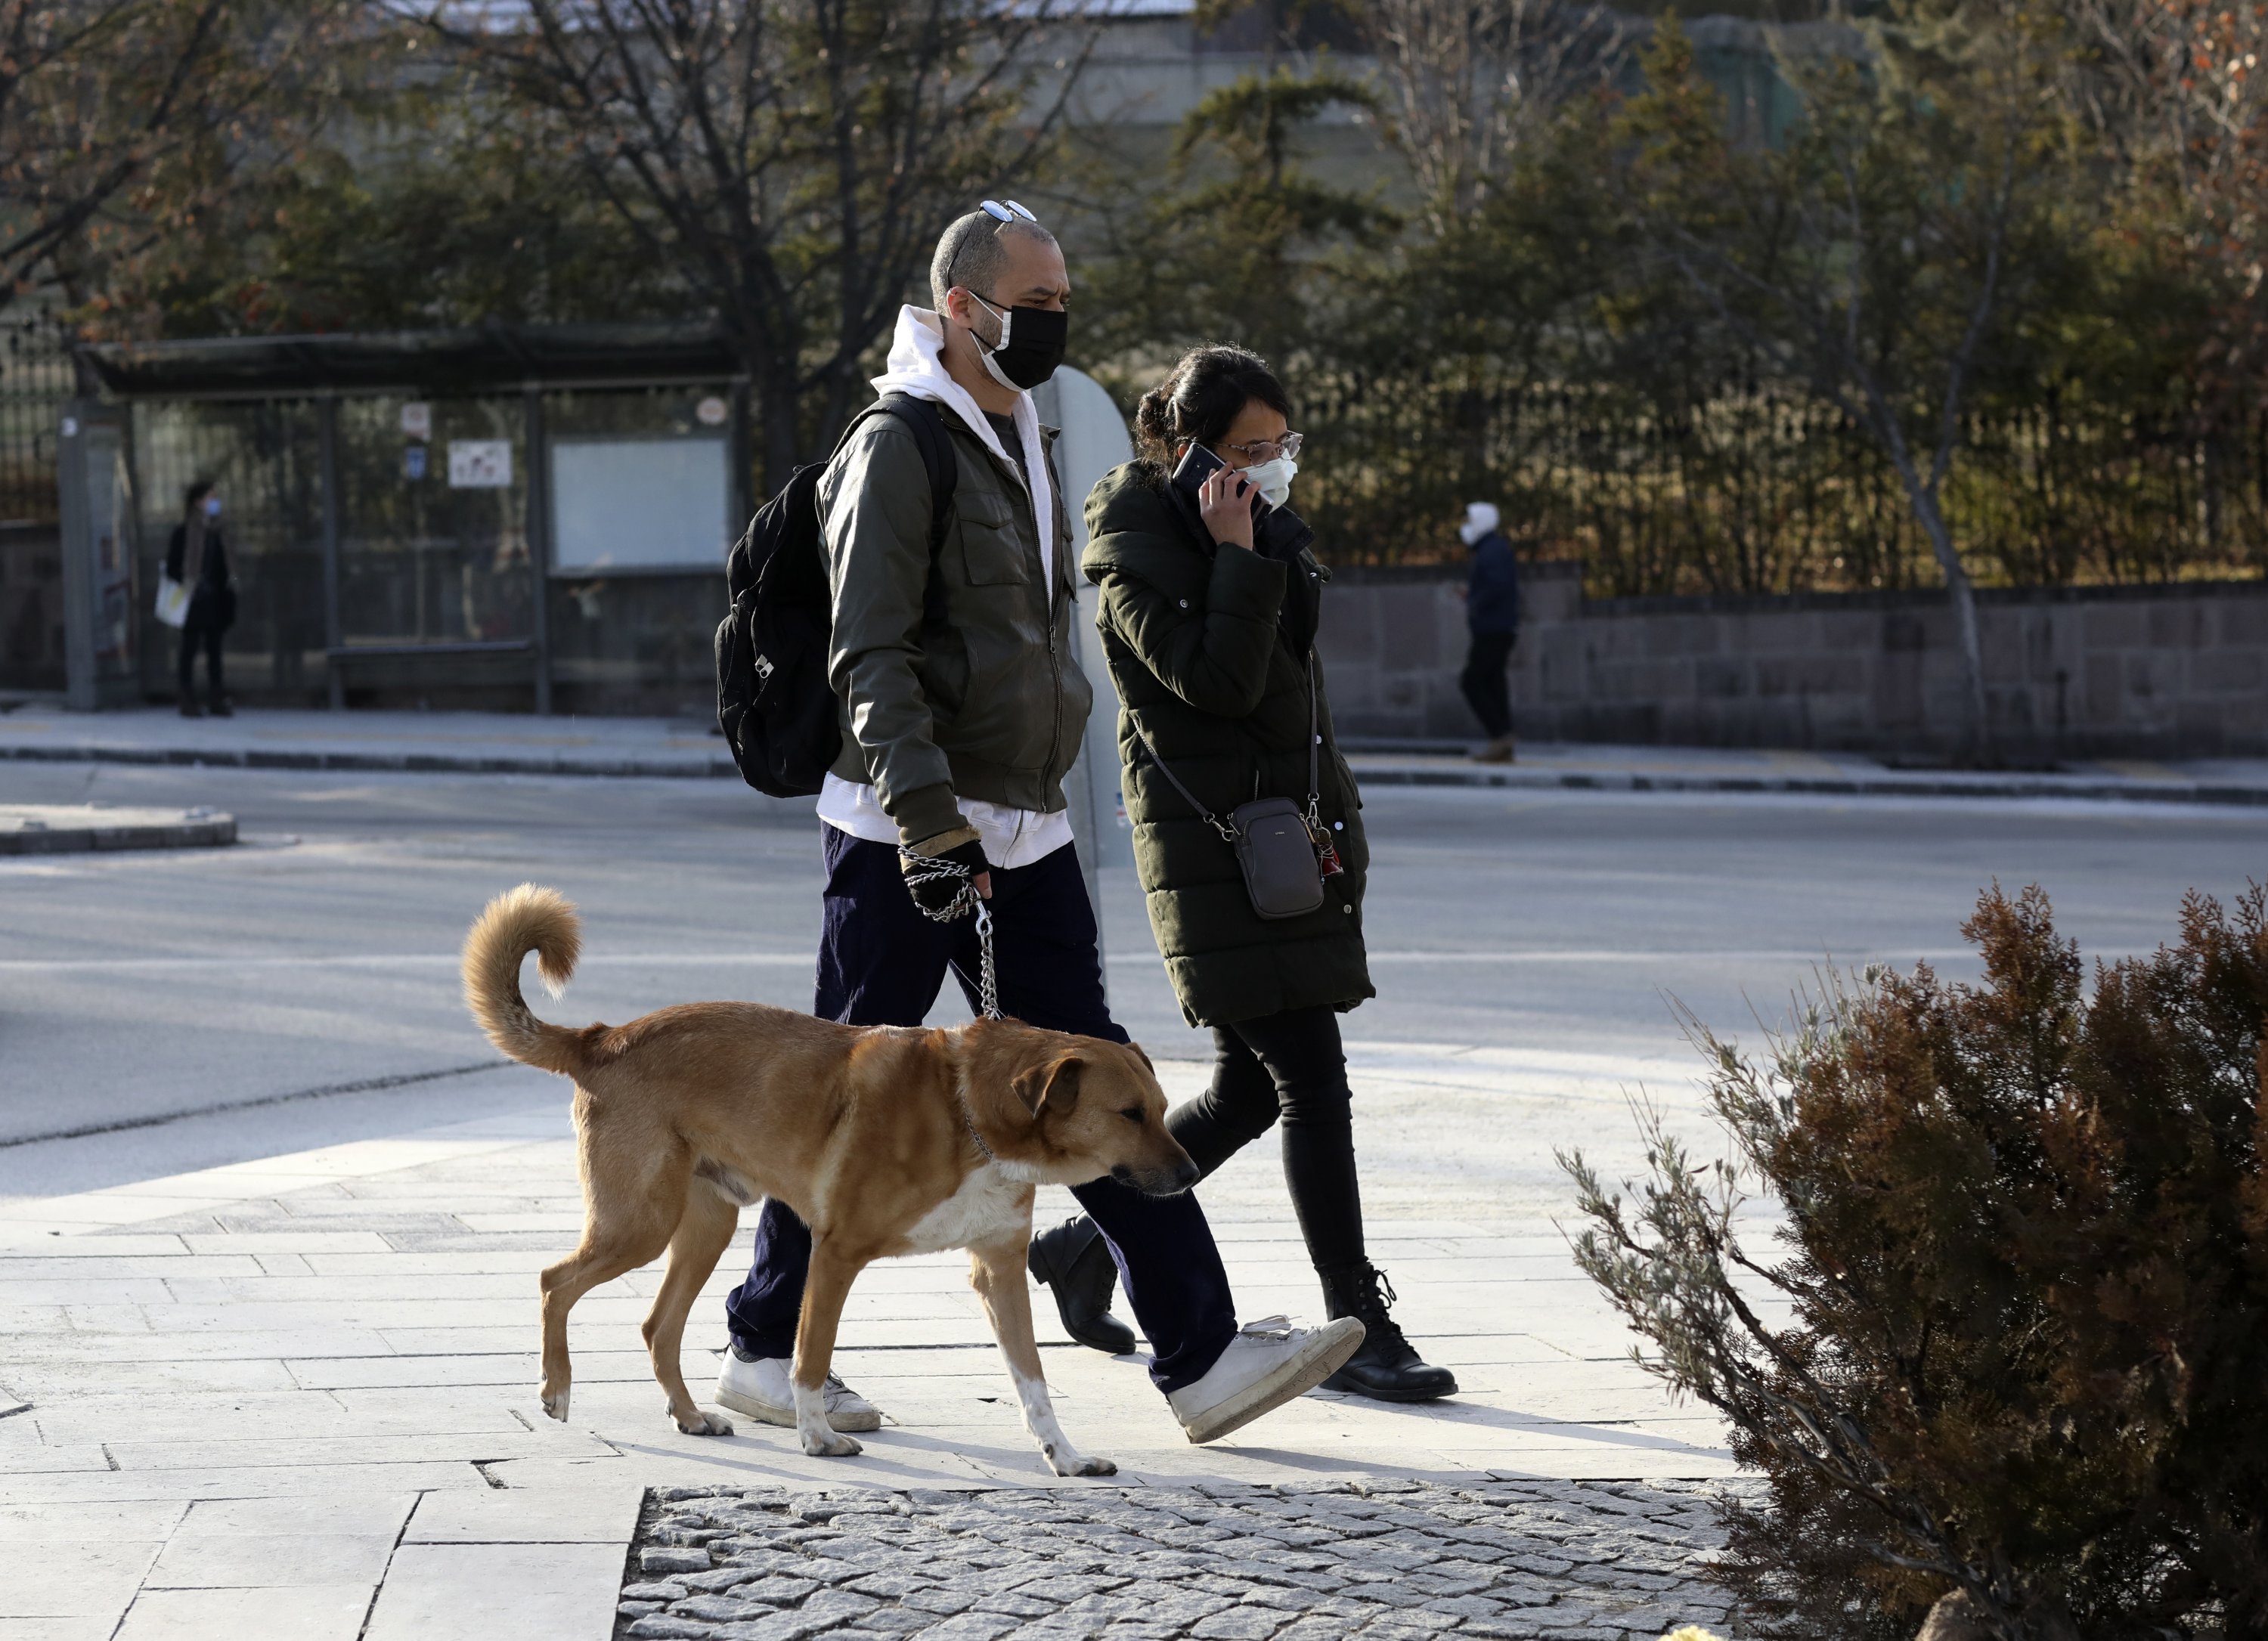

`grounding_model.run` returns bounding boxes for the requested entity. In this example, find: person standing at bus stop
[167,479,234,717]
[1458,500,1520,763]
